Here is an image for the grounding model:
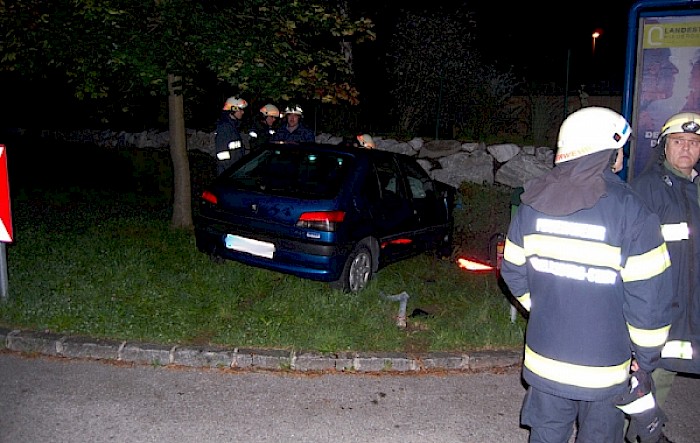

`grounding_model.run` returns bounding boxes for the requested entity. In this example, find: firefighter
[501,107,673,443]
[215,96,247,175]
[248,104,280,152]
[270,106,315,143]
[631,112,700,442]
